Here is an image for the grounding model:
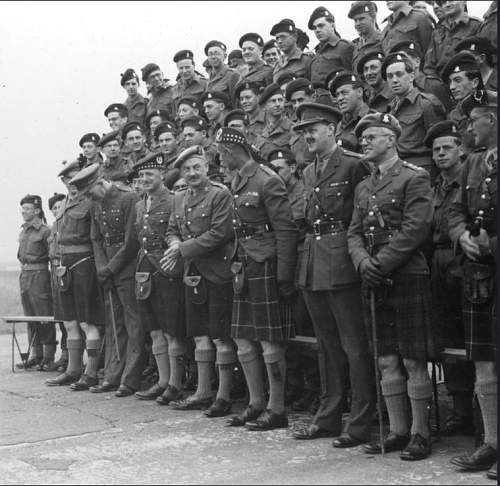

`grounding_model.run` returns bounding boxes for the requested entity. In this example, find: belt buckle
[313,220,321,237]
[366,232,375,249]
